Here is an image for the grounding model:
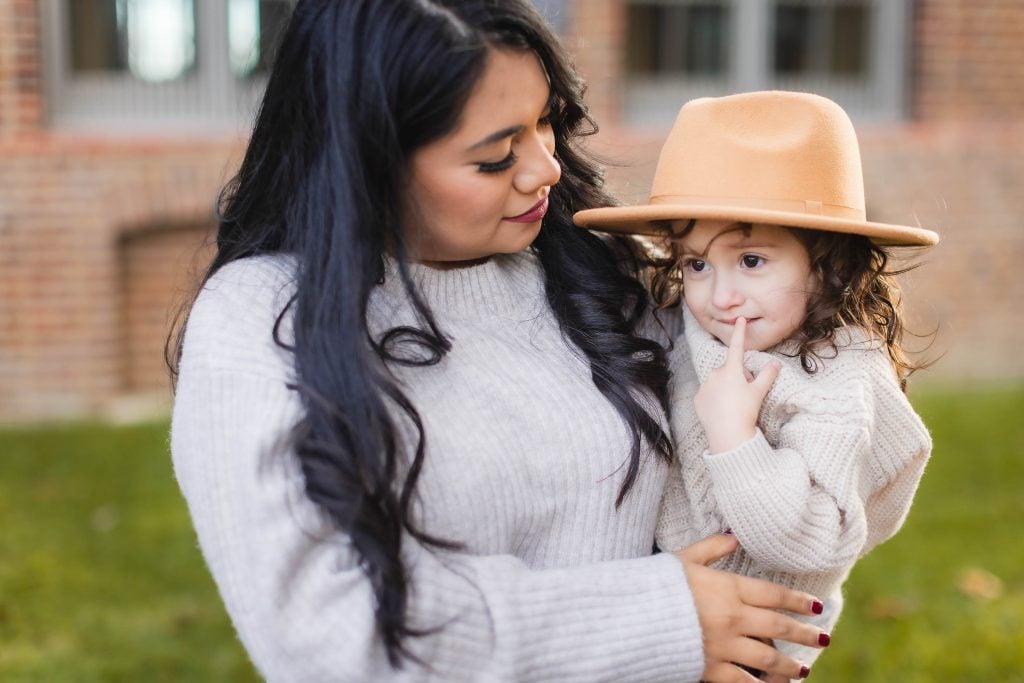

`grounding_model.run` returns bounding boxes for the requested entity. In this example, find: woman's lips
[505,197,549,223]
